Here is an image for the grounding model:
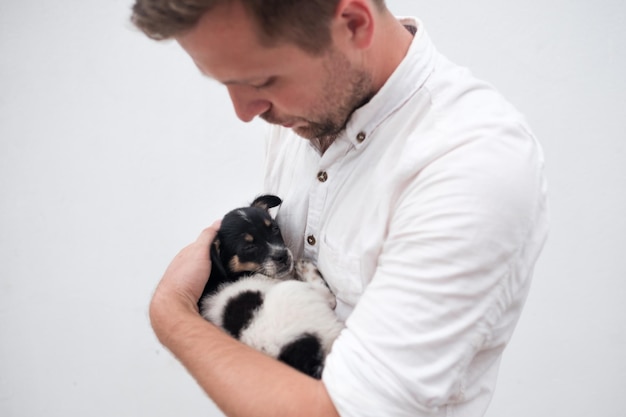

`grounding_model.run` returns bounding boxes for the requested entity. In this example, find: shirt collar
[344,17,437,148]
